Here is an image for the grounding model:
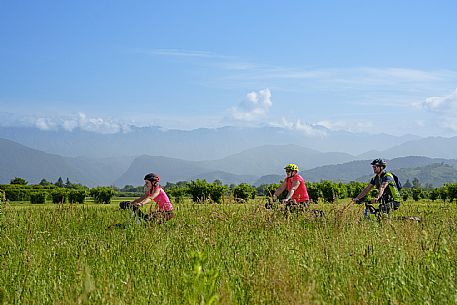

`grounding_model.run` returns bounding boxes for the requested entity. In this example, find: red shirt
[286,174,309,202]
